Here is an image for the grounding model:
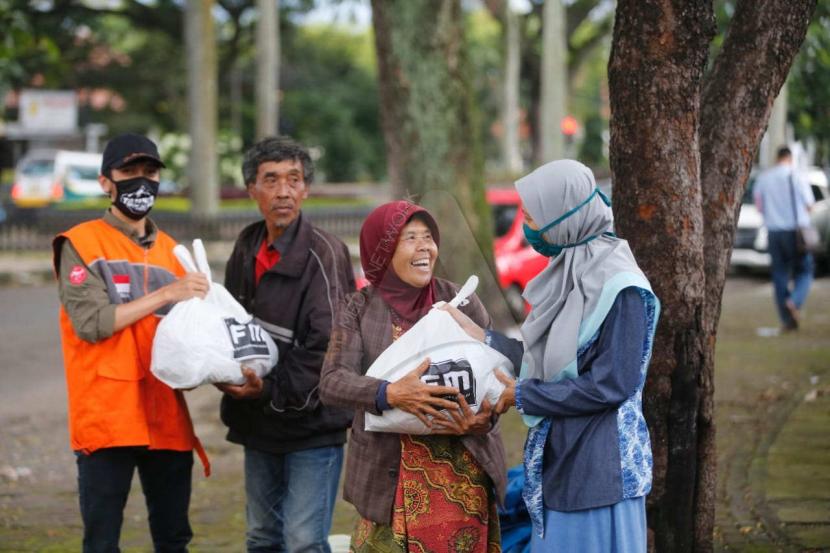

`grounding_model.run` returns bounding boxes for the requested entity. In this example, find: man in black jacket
[217,137,354,552]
